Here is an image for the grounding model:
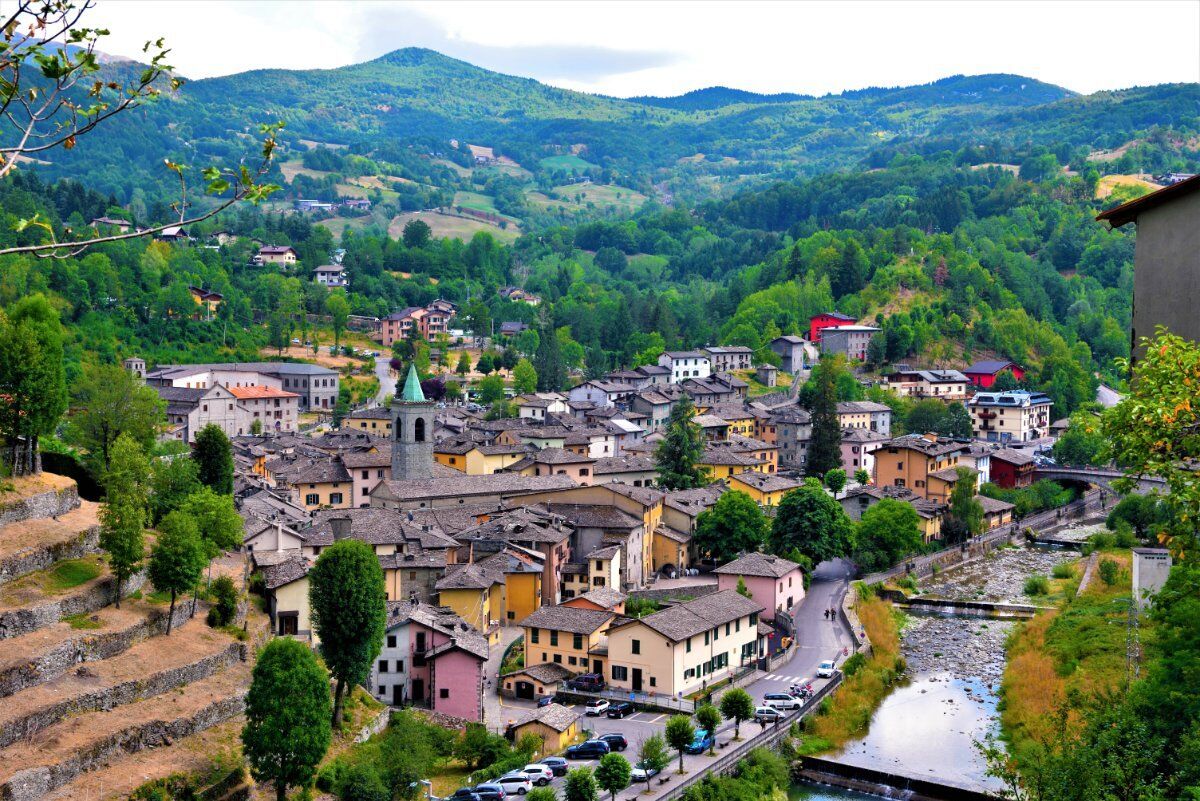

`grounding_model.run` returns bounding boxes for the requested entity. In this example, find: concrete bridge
[1034,466,1167,494]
